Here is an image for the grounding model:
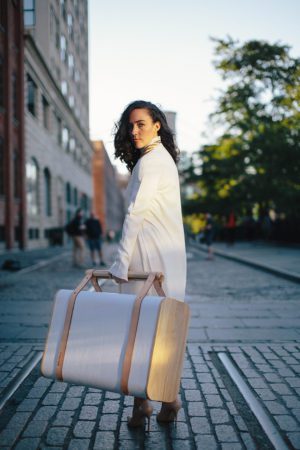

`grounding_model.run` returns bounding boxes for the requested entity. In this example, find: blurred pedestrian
[226,209,236,246]
[260,209,272,241]
[204,213,215,260]
[65,208,86,268]
[243,209,256,241]
[85,211,106,266]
